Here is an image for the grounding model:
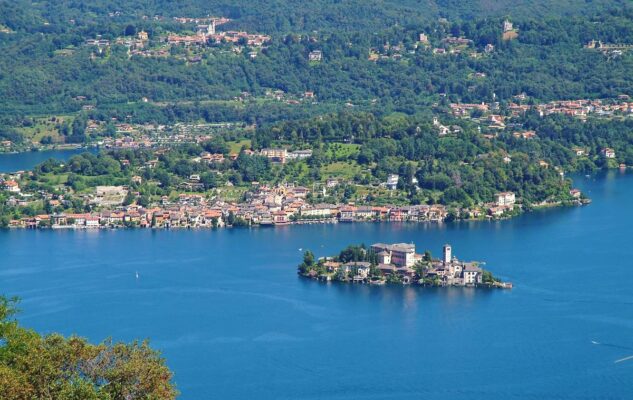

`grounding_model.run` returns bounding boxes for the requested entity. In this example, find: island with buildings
[298,243,512,288]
